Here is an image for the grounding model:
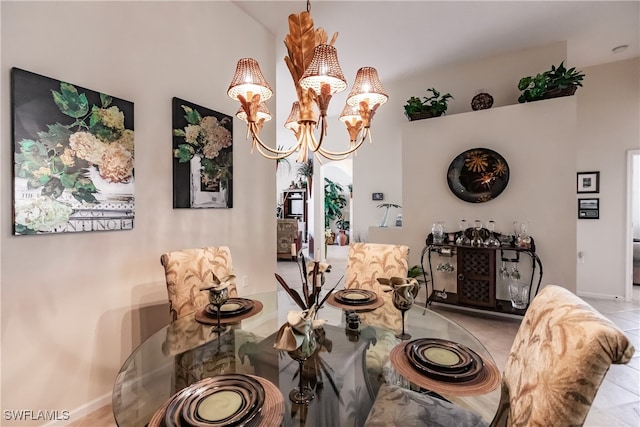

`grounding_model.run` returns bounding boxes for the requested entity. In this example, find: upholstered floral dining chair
[160,246,237,321]
[364,285,636,426]
[344,242,410,392]
[344,242,410,332]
